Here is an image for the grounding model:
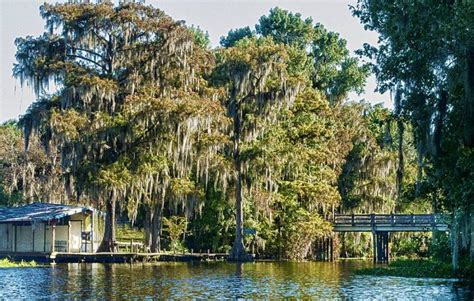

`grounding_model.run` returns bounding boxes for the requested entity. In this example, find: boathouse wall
[0,203,105,254]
